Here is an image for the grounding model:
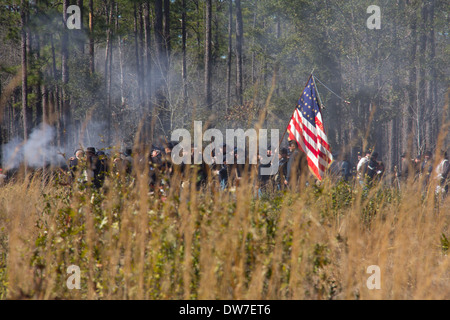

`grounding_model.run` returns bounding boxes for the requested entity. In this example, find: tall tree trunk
[21,0,29,141]
[427,0,438,147]
[26,8,33,135]
[116,2,124,106]
[62,0,71,147]
[416,1,428,154]
[50,34,61,145]
[164,0,171,59]
[388,1,401,174]
[139,3,145,104]
[104,1,114,145]
[42,83,49,126]
[30,0,42,127]
[89,0,94,73]
[134,3,142,104]
[405,2,417,156]
[226,0,233,109]
[143,1,154,141]
[275,16,281,96]
[235,0,244,106]
[35,33,43,126]
[181,0,187,105]
[154,0,168,132]
[423,0,433,150]
[194,0,202,73]
[205,0,212,110]
[250,2,257,86]
[77,0,84,53]
[155,0,165,75]
[144,1,152,109]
